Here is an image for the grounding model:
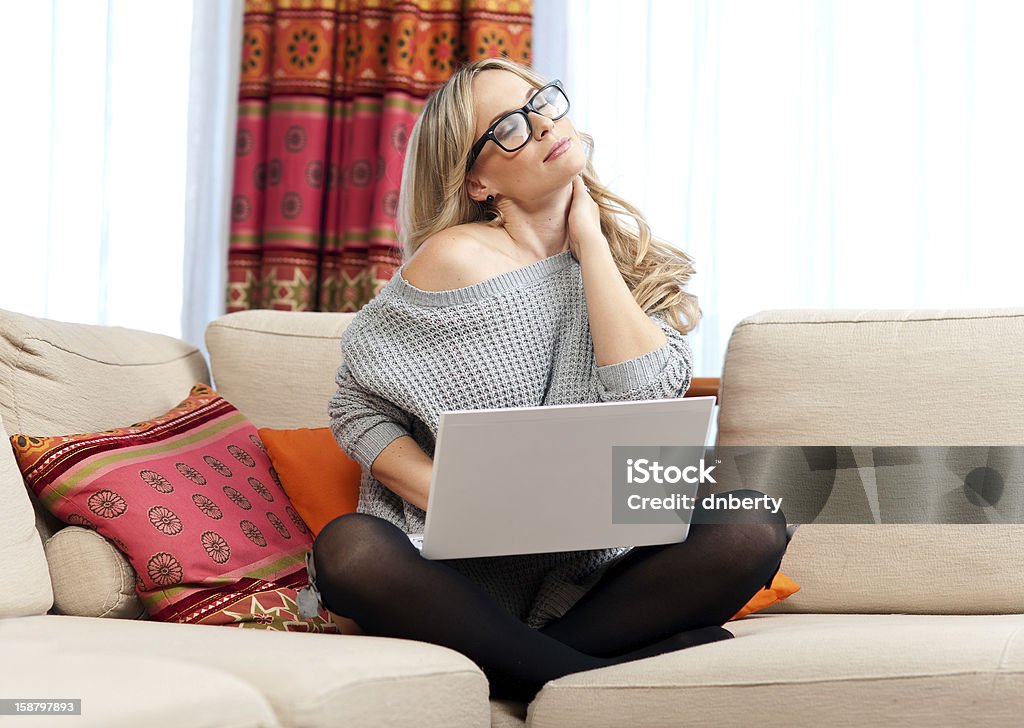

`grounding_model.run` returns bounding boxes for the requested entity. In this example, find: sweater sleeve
[593,313,694,402]
[327,358,414,472]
